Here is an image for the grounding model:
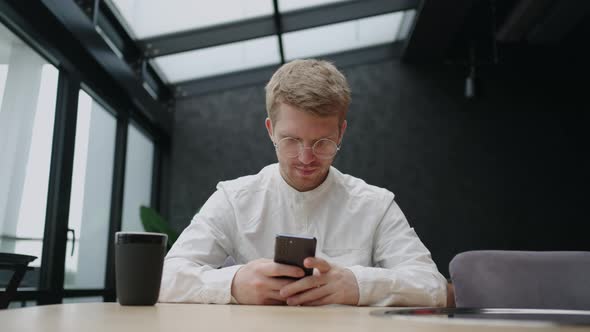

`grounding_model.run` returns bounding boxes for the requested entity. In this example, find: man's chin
[290,170,325,191]
[294,167,318,178]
